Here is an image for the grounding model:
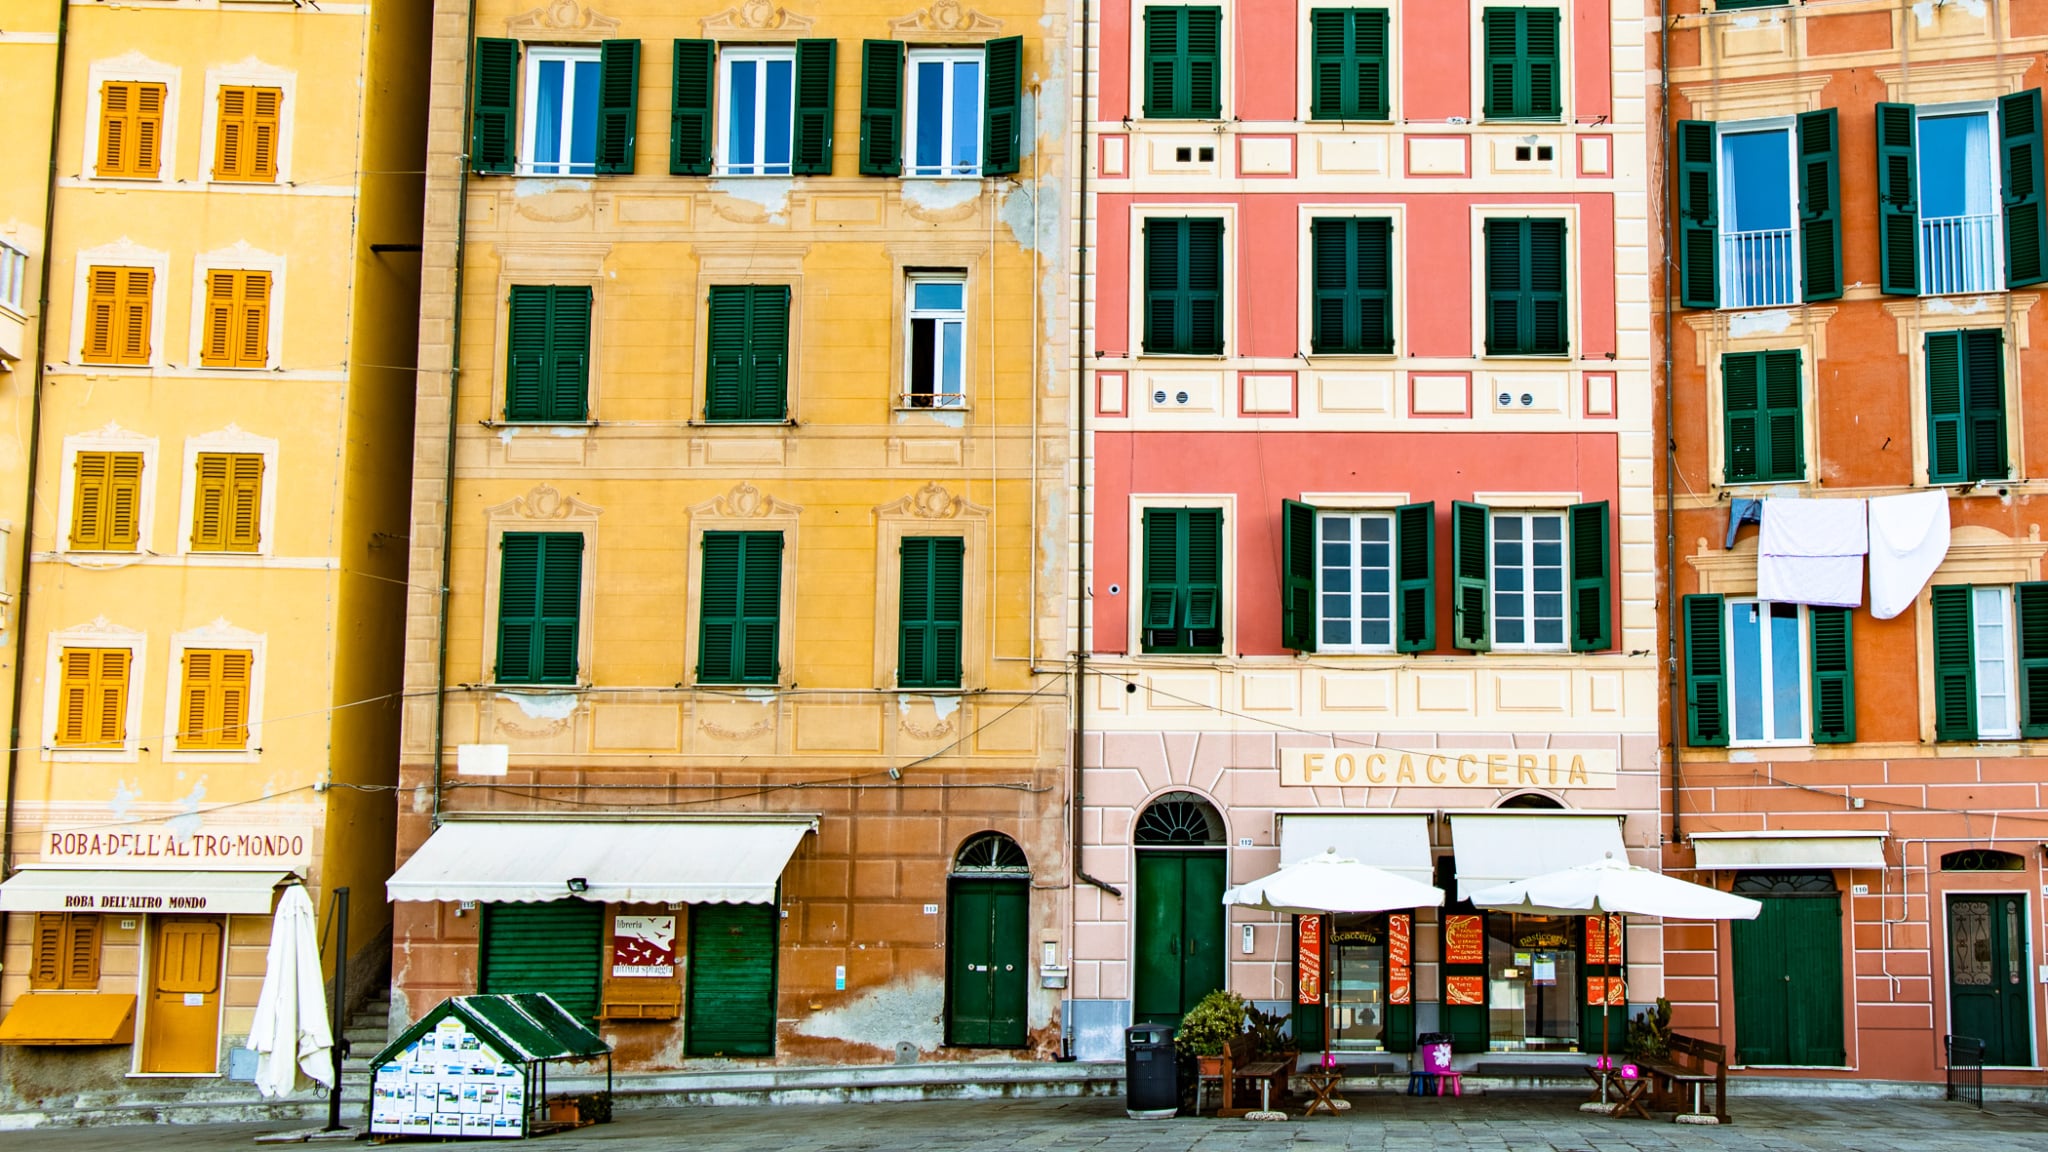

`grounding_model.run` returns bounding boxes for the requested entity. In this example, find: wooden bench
[1640,1033,1729,1123]
[1216,1033,1291,1118]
